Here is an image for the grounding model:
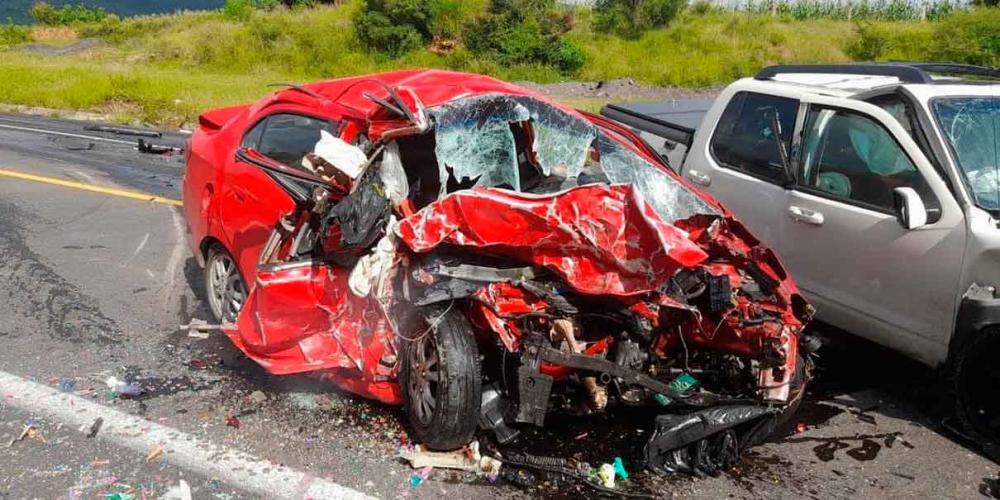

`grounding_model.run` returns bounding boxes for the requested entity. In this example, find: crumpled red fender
[230,263,401,403]
[396,184,709,296]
